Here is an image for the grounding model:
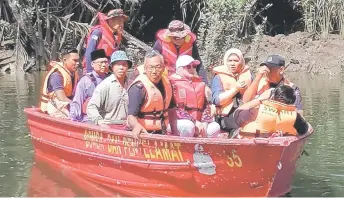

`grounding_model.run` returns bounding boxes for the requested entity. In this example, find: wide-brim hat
[105,9,128,21]
[167,20,191,38]
[109,50,133,69]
